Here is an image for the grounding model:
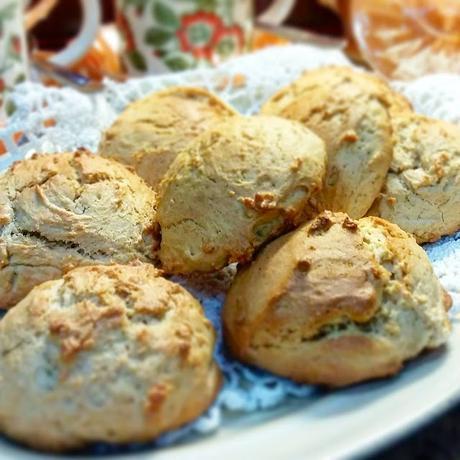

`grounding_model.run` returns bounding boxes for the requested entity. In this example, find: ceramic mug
[0,0,29,121]
[115,0,296,74]
[0,0,100,122]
